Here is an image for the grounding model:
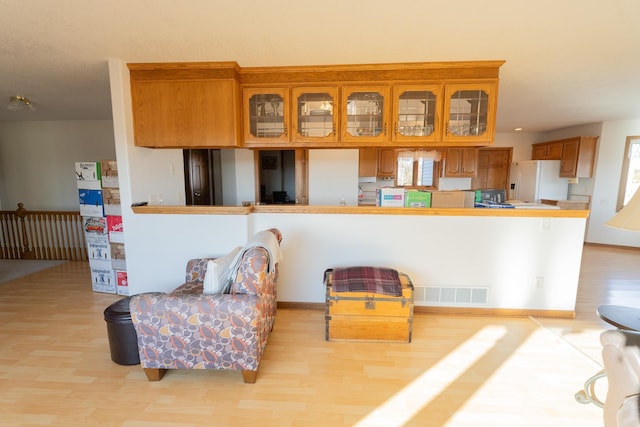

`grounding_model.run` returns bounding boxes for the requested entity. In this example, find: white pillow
[203,247,242,294]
